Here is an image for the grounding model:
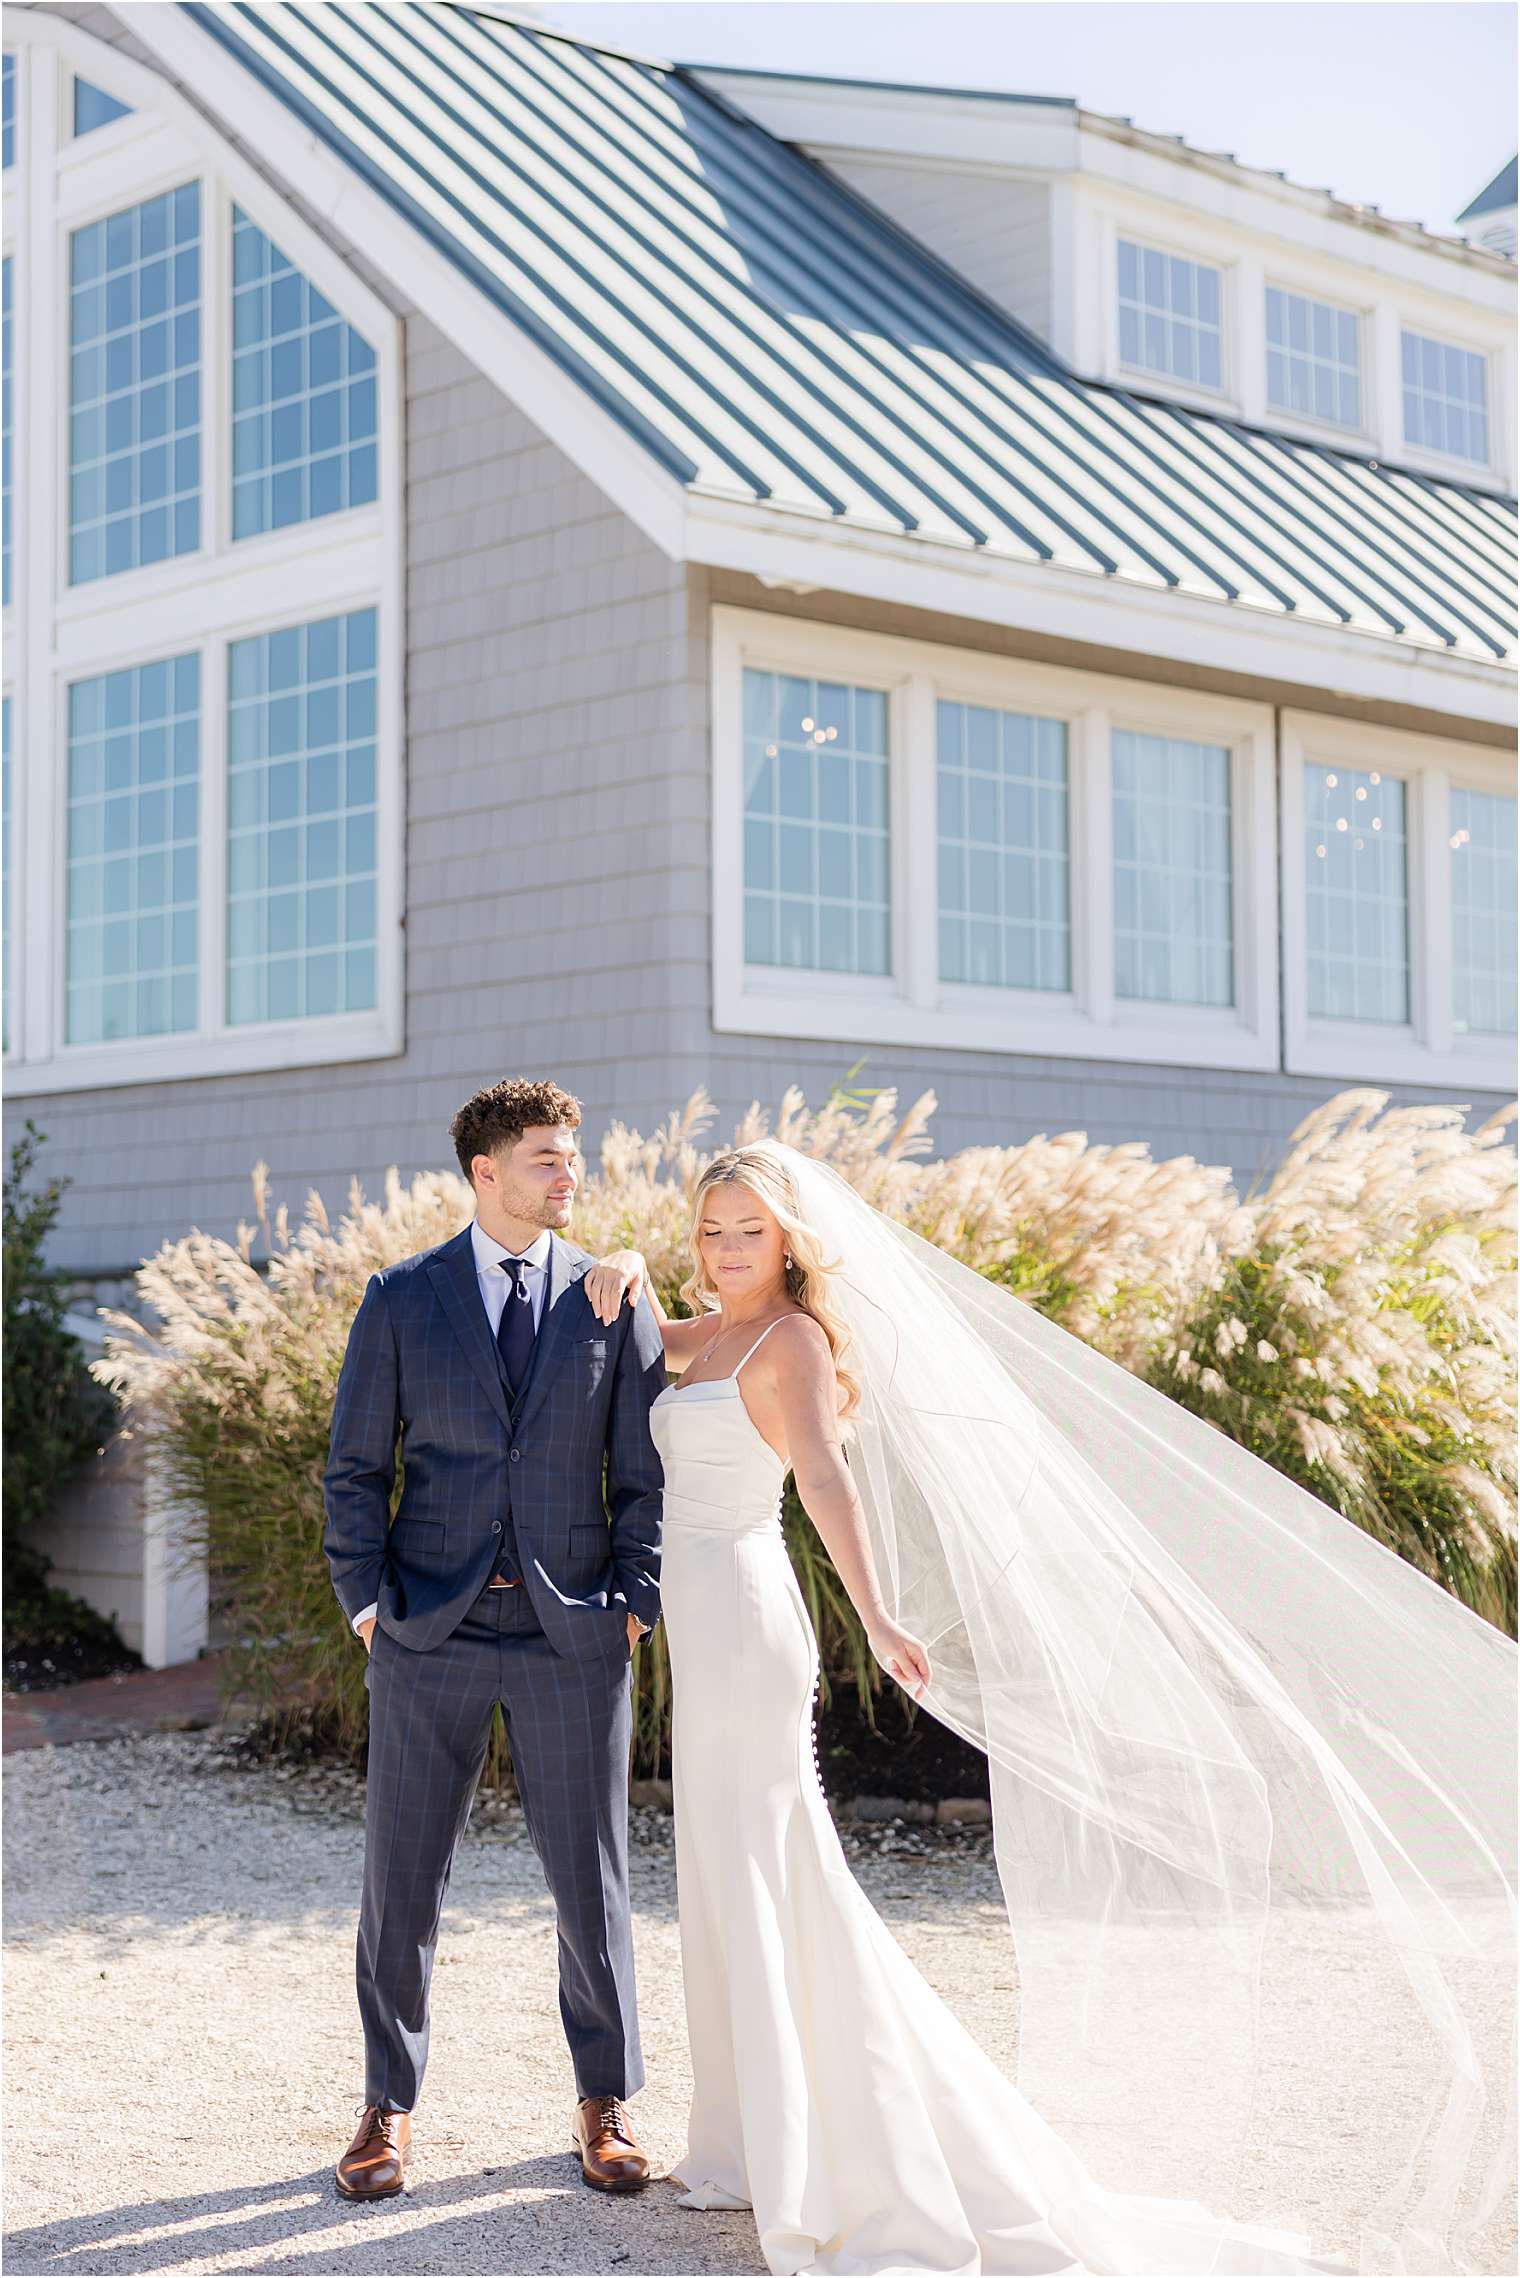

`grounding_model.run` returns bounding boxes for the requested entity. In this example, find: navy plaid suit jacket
[322,1224,666,1657]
